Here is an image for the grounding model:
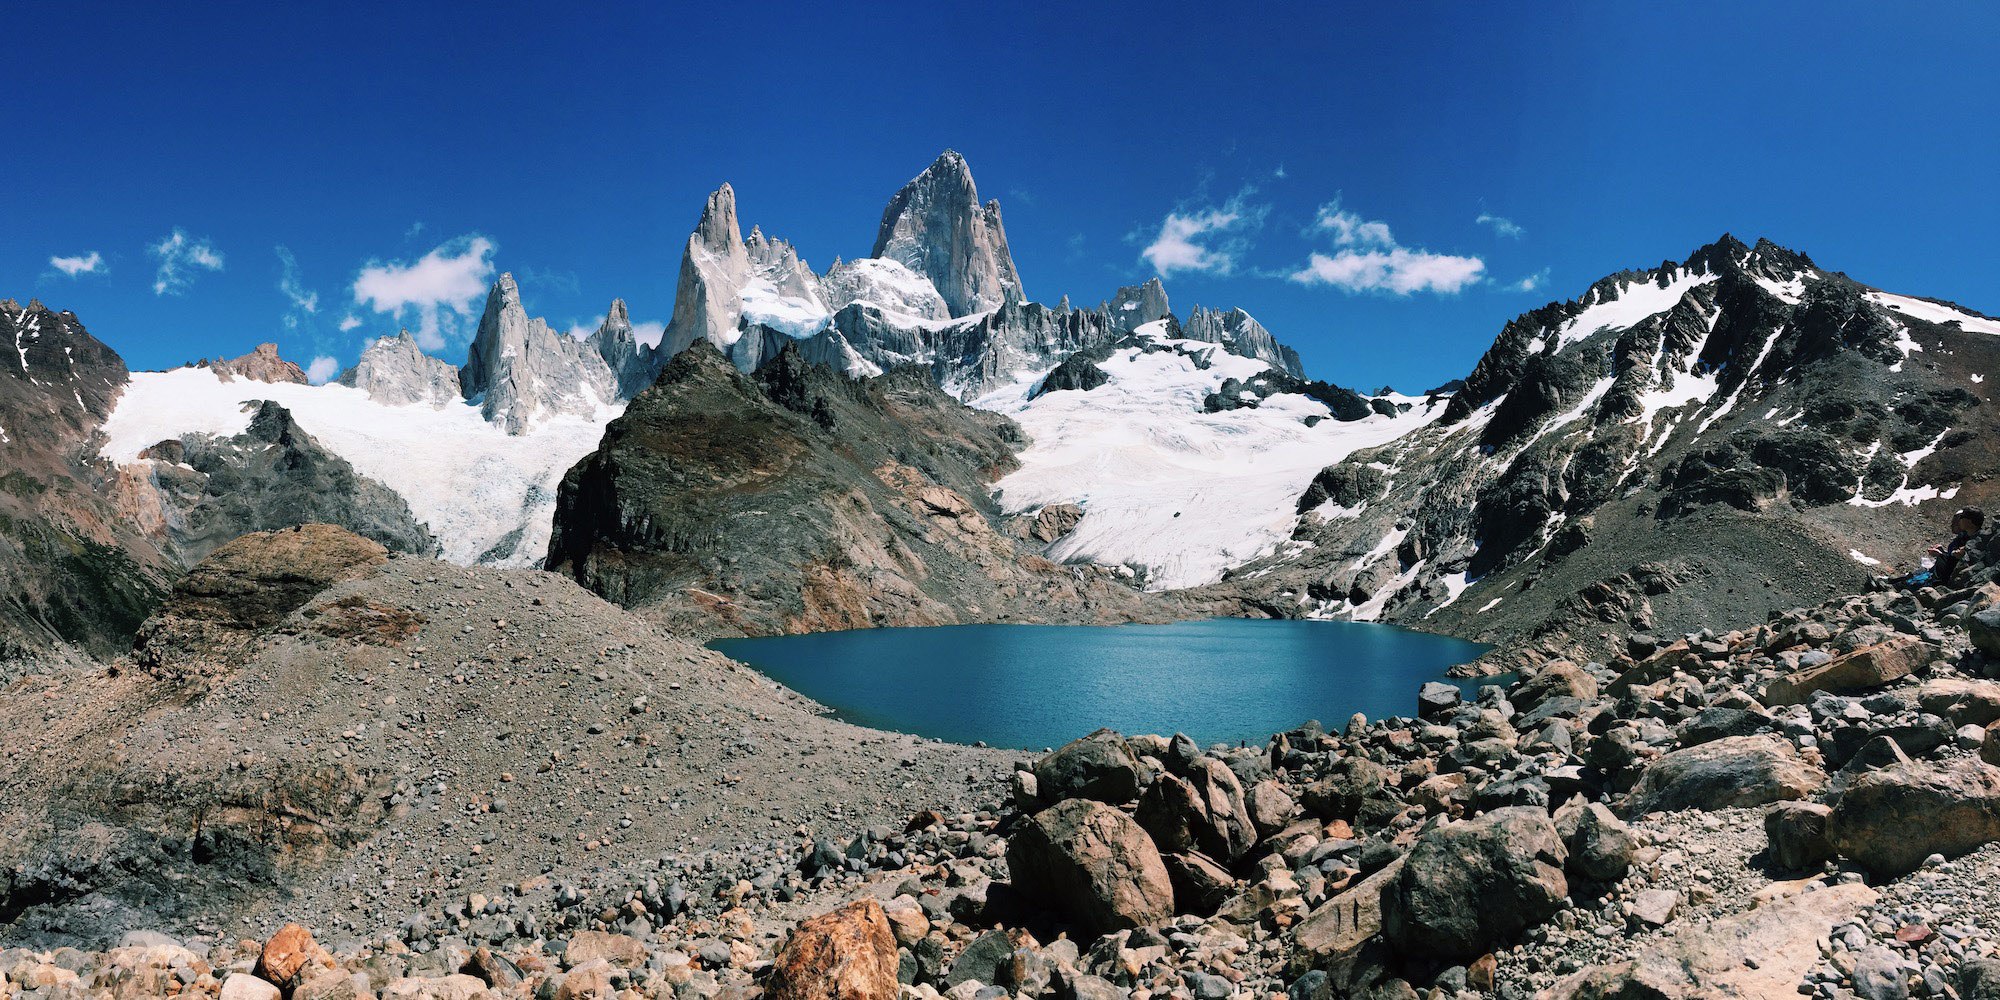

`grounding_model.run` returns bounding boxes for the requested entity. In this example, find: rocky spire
[586,298,661,398]
[461,274,618,434]
[663,184,752,358]
[1182,306,1306,378]
[869,150,1025,317]
[337,329,462,408]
